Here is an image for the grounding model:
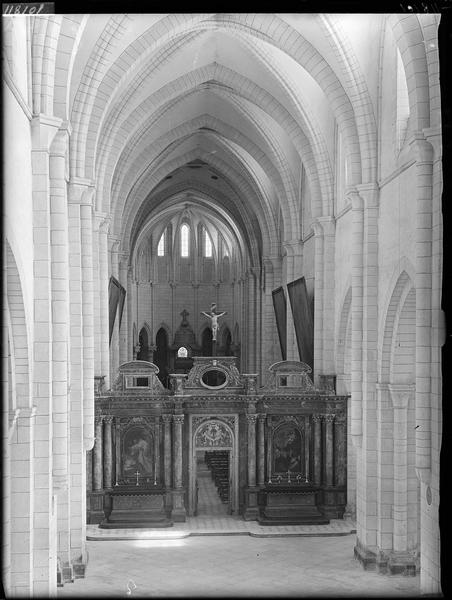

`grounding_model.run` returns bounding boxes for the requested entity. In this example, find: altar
[87,359,348,527]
